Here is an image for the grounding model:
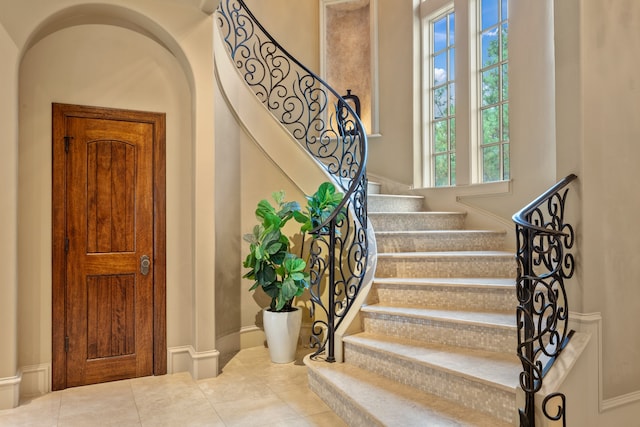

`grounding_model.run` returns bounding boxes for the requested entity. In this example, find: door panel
[66,117,153,387]
[52,104,166,390]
